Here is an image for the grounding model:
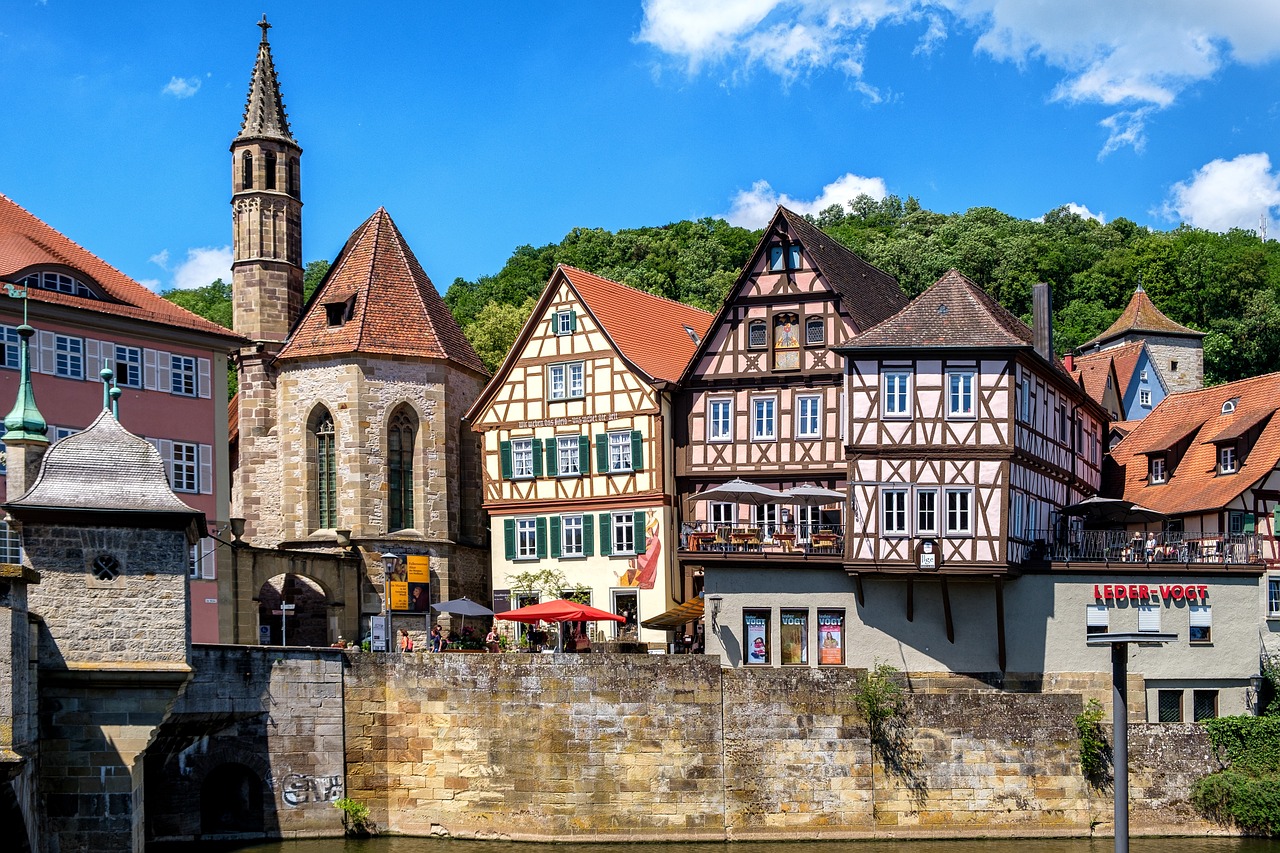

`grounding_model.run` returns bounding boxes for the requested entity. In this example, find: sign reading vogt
[1093,583,1208,602]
